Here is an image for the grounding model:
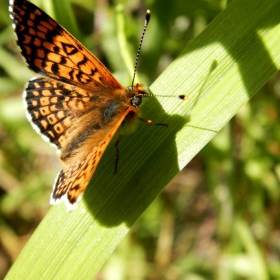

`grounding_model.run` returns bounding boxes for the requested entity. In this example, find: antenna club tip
[179,95,188,100]
[145,10,151,22]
